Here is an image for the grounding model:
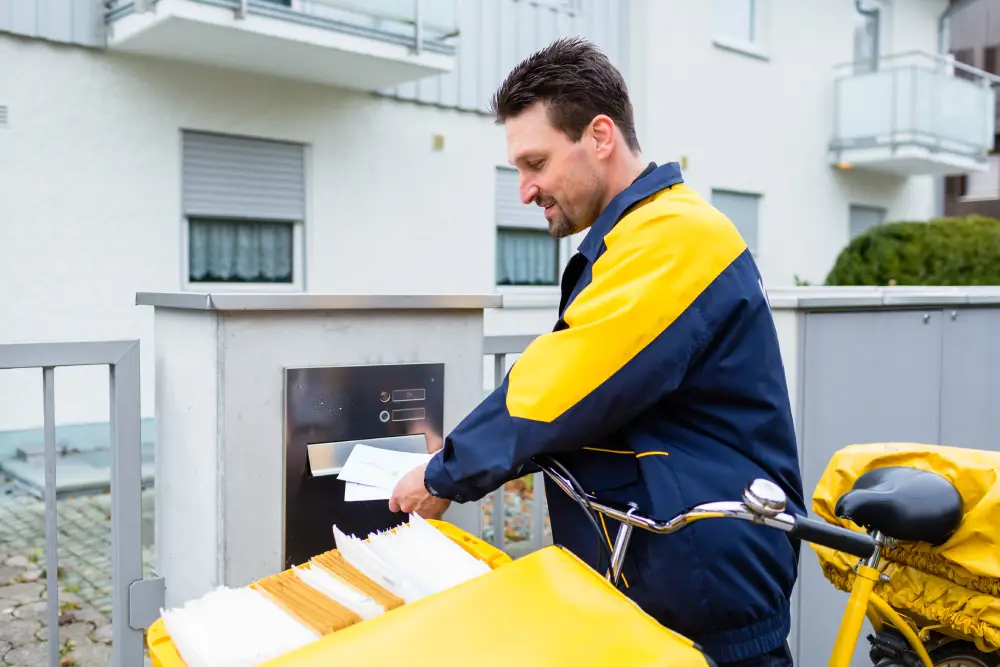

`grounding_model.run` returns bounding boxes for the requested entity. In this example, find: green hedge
[825,215,1000,286]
